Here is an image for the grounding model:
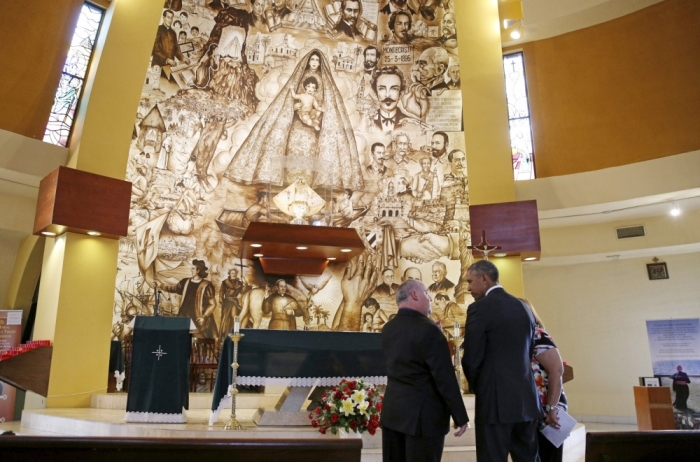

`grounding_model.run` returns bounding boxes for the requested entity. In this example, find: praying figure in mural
[156,259,219,339]
[224,49,364,191]
[191,43,220,89]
